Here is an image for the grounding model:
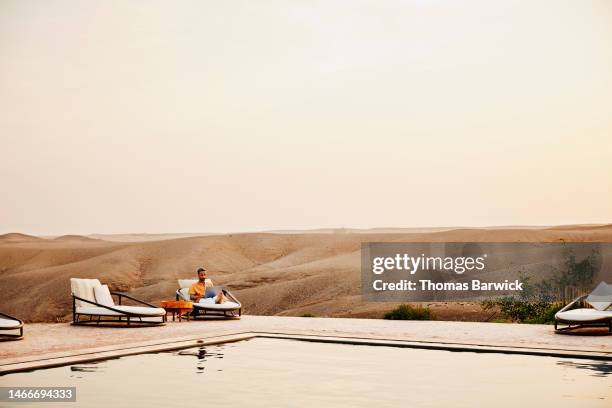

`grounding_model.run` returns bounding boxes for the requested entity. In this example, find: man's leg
[214,291,226,304]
